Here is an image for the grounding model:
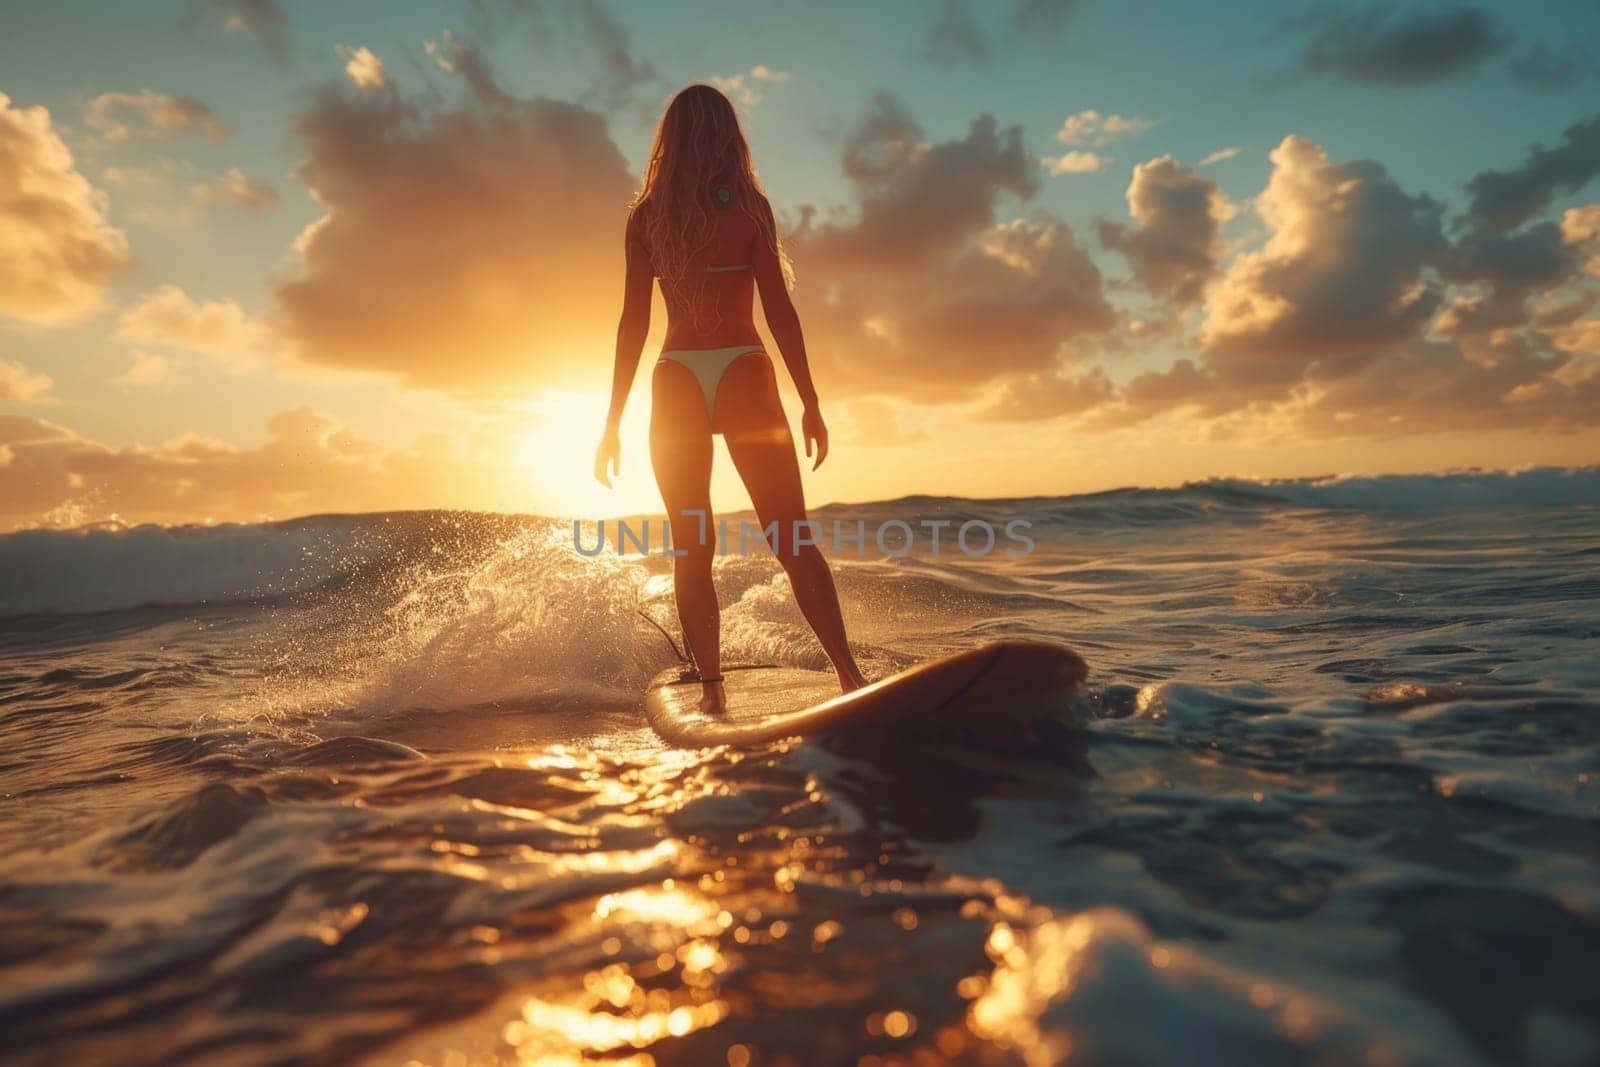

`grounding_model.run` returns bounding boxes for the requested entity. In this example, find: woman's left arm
[751,195,828,469]
[596,210,654,487]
